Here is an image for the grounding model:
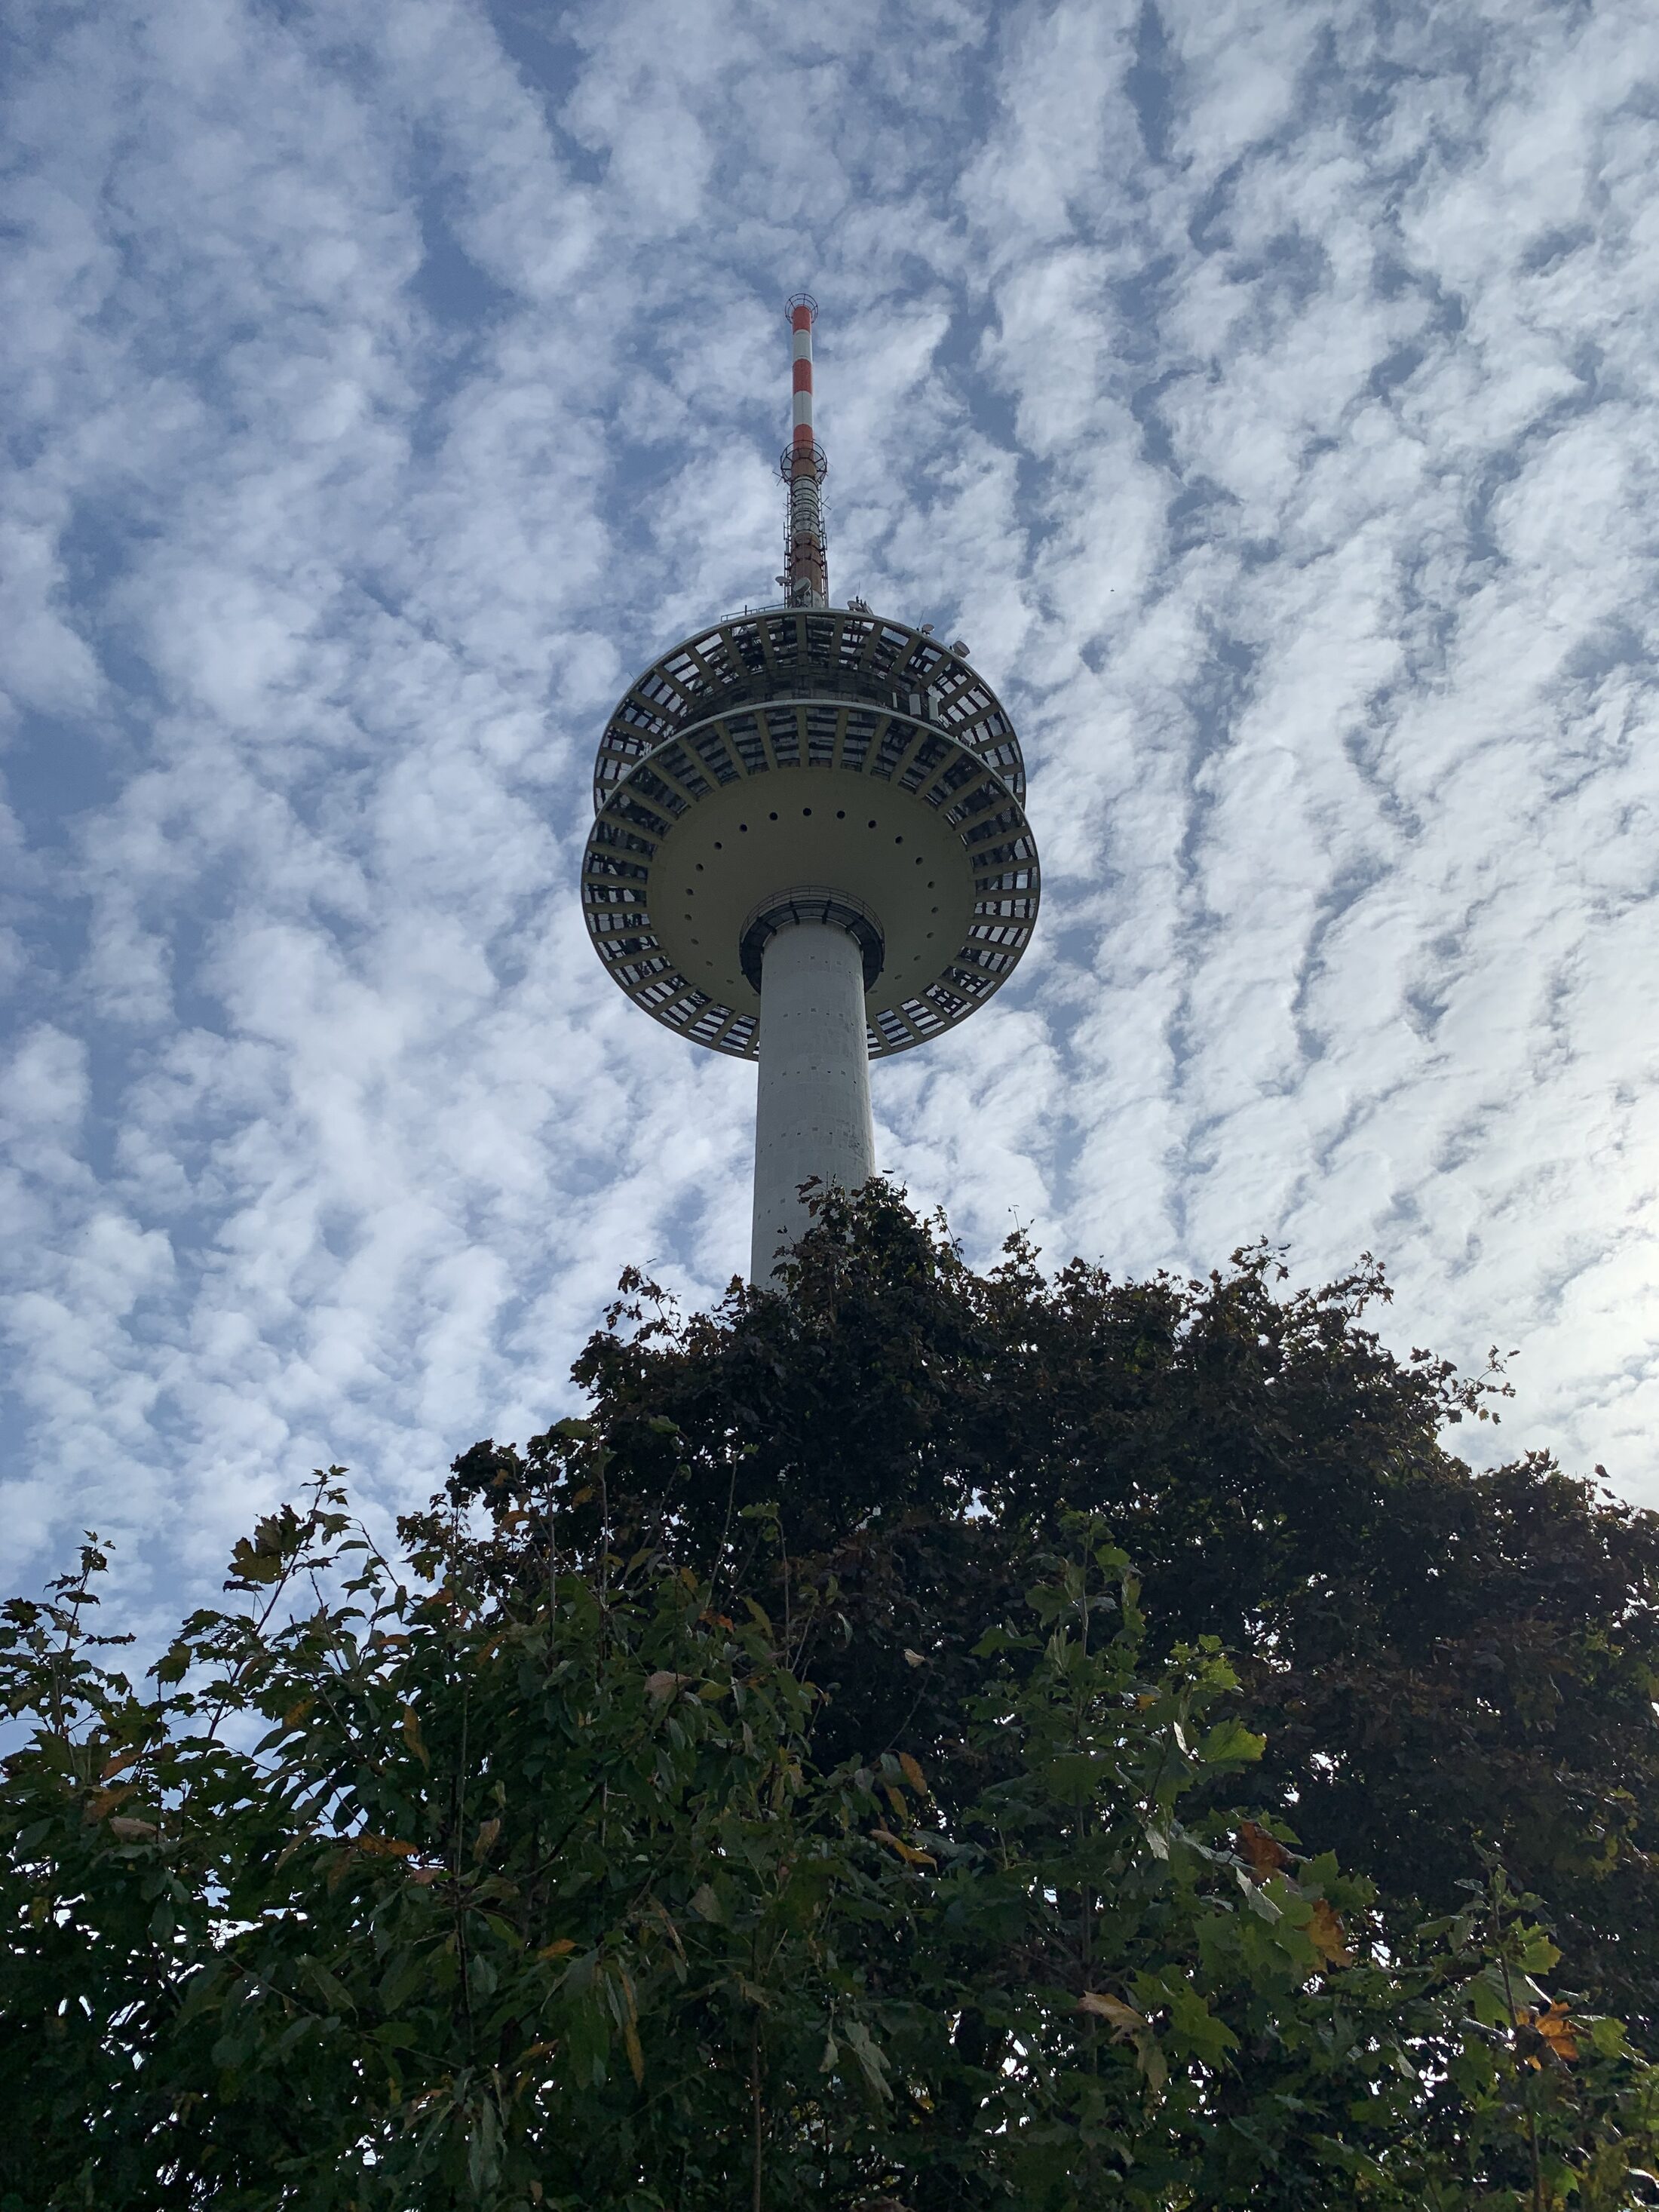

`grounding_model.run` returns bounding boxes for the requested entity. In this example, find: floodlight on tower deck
[580,296,1041,1281]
